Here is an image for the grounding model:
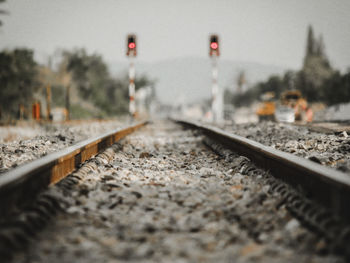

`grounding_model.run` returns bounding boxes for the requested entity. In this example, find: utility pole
[126,34,137,118]
[209,34,222,122]
[237,71,246,94]
[46,84,51,121]
[19,104,25,120]
[65,85,70,121]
